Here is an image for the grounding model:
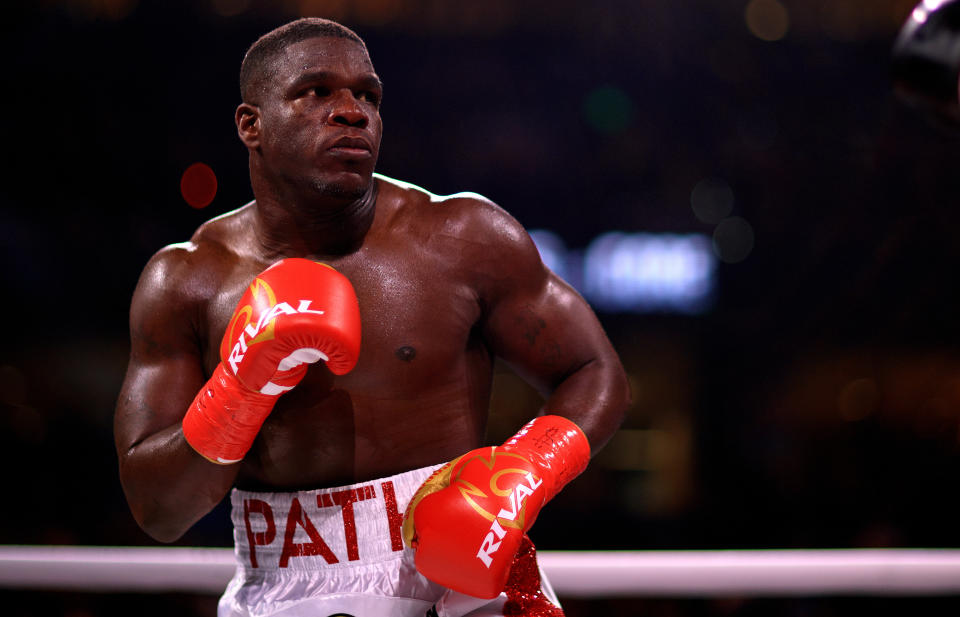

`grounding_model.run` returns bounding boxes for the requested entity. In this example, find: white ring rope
[2,546,960,596]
